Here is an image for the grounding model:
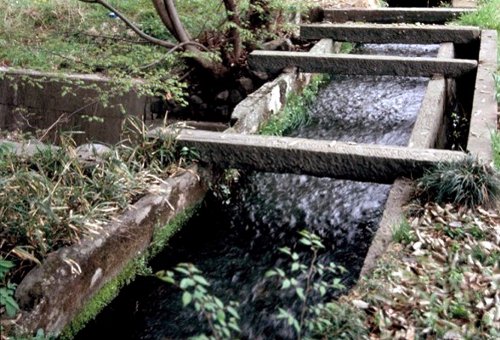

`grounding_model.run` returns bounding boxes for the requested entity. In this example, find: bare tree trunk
[151,0,175,34]
[222,0,242,64]
[164,0,192,42]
